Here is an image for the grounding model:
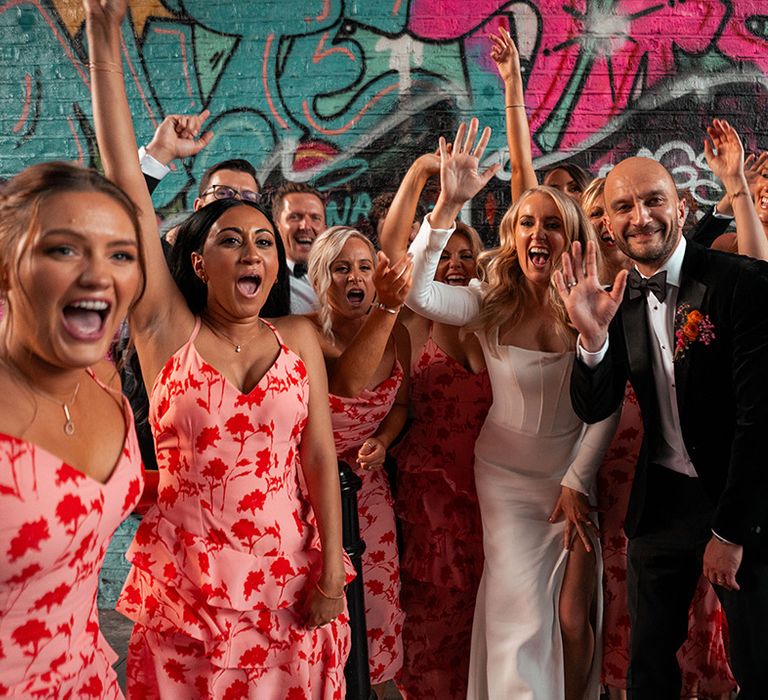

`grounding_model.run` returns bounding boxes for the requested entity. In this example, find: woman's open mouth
[236,274,262,297]
[445,273,468,286]
[61,299,111,340]
[528,247,550,269]
[346,288,366,306]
